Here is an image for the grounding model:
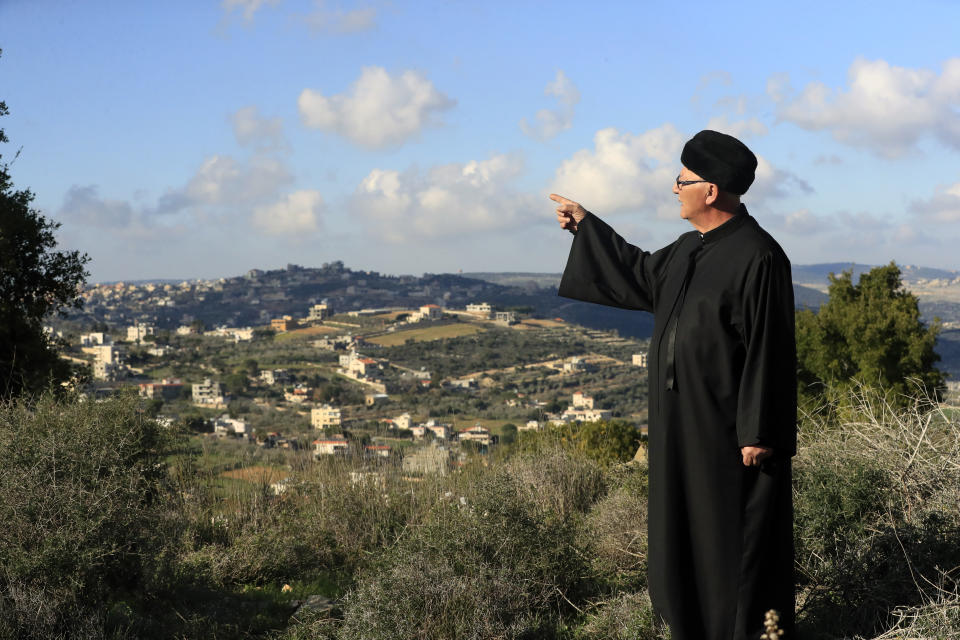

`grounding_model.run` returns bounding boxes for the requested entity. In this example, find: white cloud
[221,0,280,23]
[298,66,455,148]
[549,124,685,218]
[520,70,580,141]
[231,106,285,150]
[252,190,324,235]
[910,180,960,222]
[350,153,536,243]
[303,1,376,33]
[704,115,769,139]
[749,155,813,201]
[780,209,831,235]
[772,57,960,156]
[180,154,293,207]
